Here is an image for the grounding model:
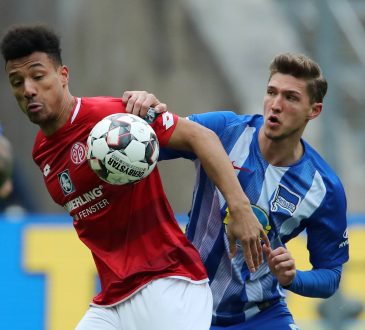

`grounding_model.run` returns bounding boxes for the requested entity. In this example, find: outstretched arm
[164,116,270,272]
[122,90,270,272]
